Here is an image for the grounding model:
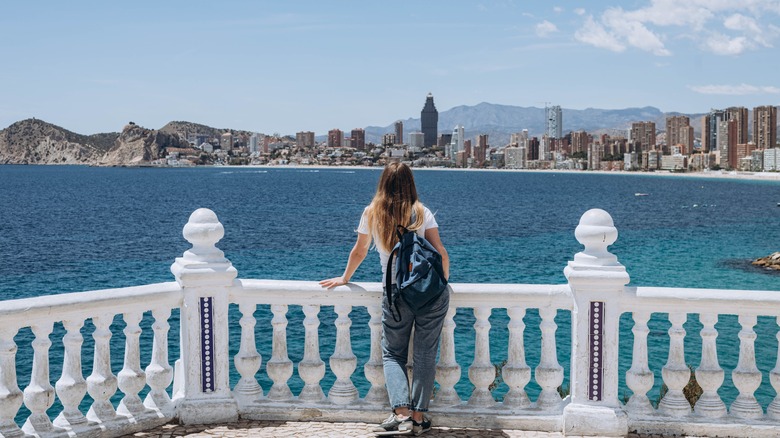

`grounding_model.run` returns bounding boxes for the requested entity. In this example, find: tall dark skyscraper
[421,93,438,147]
